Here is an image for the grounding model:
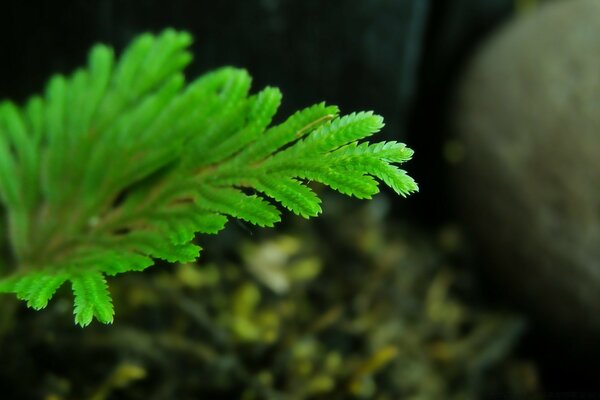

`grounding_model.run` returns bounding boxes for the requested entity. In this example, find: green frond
[152,207,228,244]
[196,186,280,227]
[71,271,114,327]
[0,29,417,326]
[200,86,282,166]
[369,162,419,197]
[306,169,381,199]
[331,141,415,164]
[13,272,68,310]
[184,68,252,158]
[253,177,322,218]
[232,102,339,165]
[0,133,20,207]
[333,157,418,197]
[0,103,36,180]
[0,103,29,208]
[300,111,385,153]
[111,29,192,102]
[24,96,45,142]
[66,249,155,276]
[83,44,113,128]
[106,232,202,264]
